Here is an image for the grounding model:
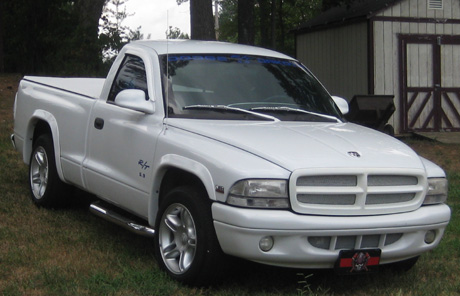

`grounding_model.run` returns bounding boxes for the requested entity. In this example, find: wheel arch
[148,155,216,227]
[25,110,64,181]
